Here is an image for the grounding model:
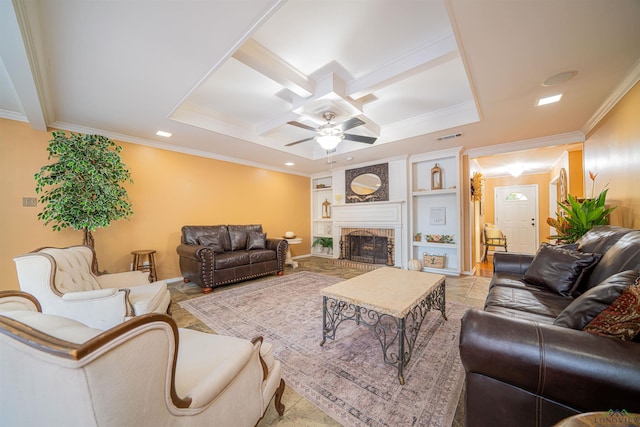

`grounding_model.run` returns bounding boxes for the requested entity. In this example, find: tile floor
[168,257,492,426]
